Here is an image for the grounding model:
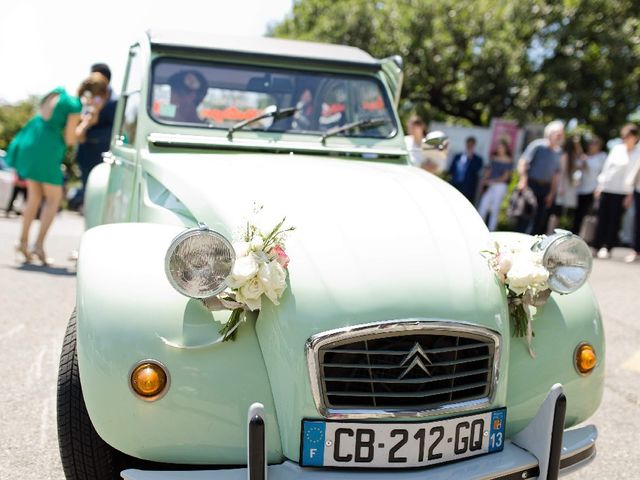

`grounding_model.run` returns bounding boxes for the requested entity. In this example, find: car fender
[489,232,605,436]
[76,223,284,464]
[84,162,110,230]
